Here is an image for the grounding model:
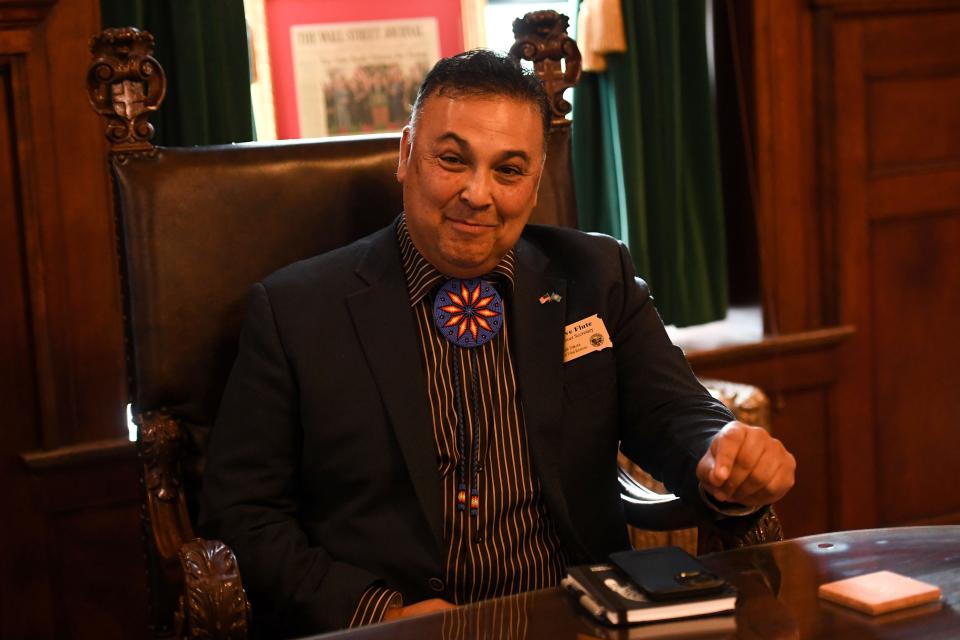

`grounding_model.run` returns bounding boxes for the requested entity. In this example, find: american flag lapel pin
[539,292,562,304]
